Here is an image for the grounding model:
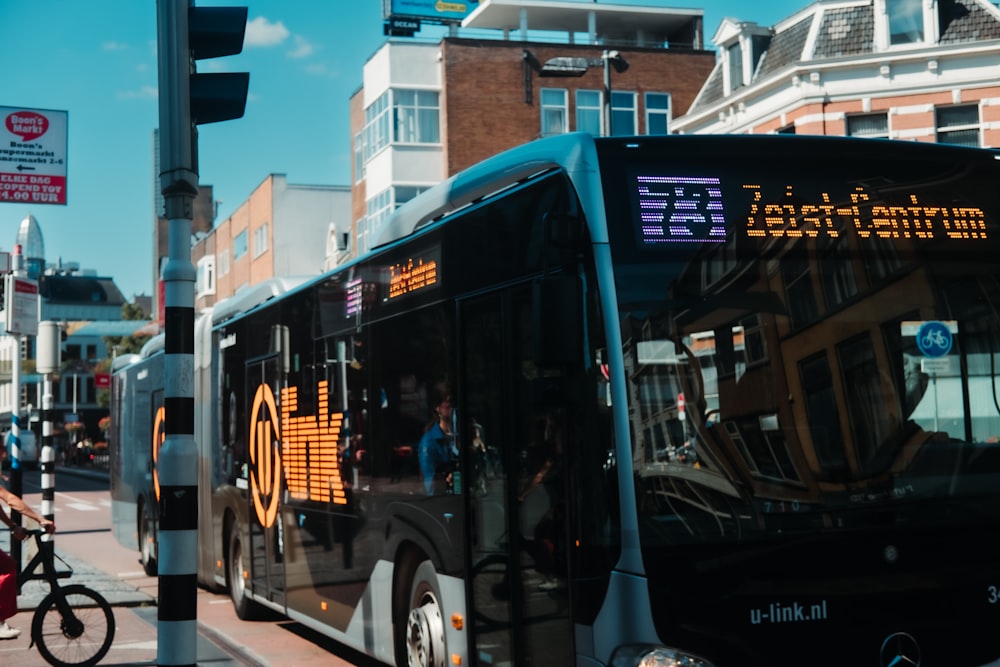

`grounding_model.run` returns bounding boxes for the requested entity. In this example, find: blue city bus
[112,133,1000,666]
